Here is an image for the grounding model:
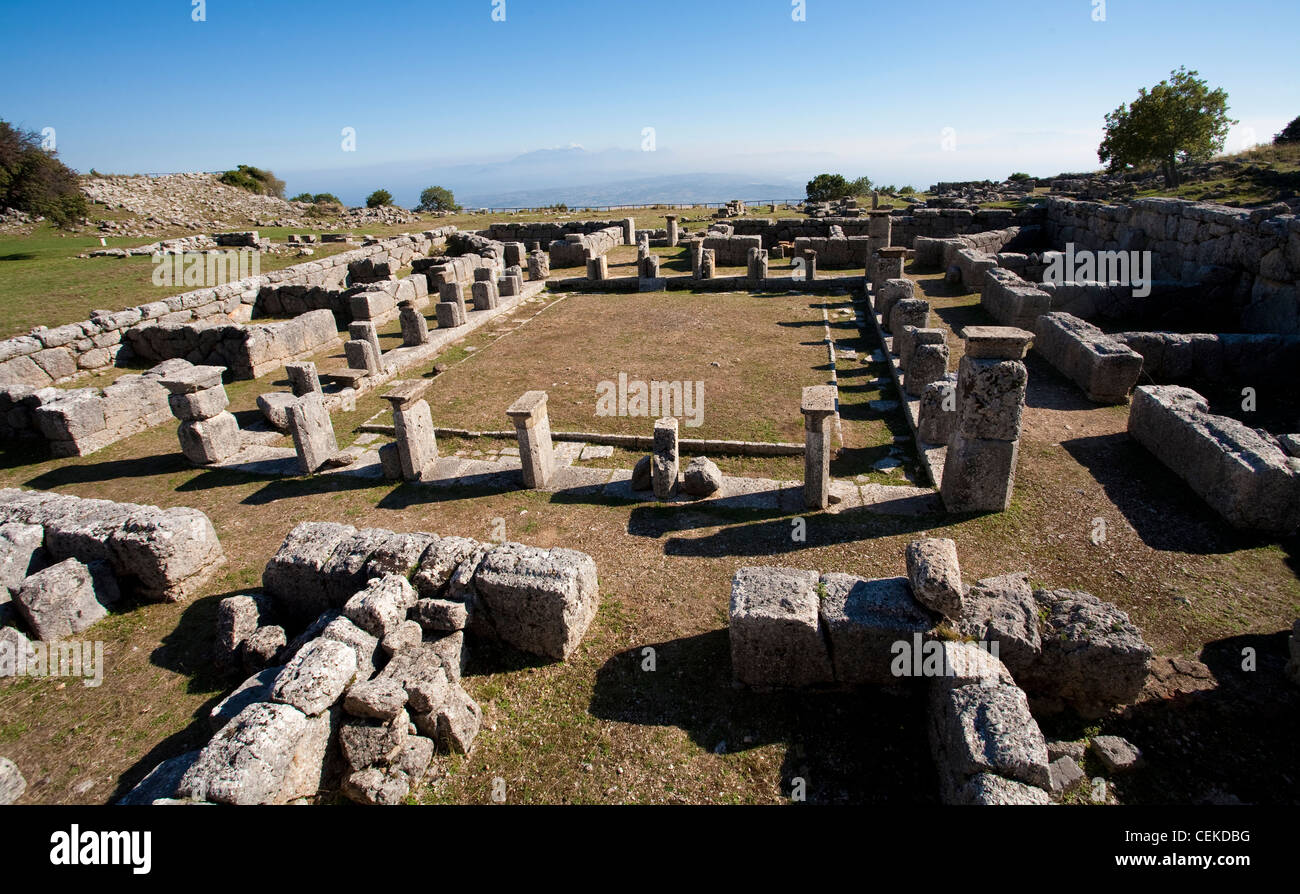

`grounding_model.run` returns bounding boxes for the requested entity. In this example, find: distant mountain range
[280,146,813,209]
